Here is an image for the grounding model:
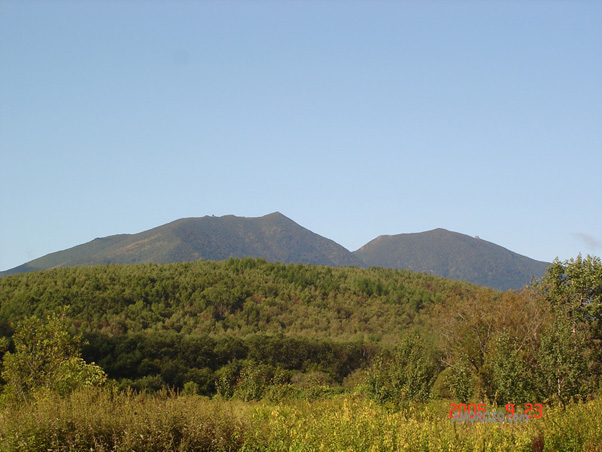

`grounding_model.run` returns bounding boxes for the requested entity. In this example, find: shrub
[364,333,438,407]
[1,312,106,402]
